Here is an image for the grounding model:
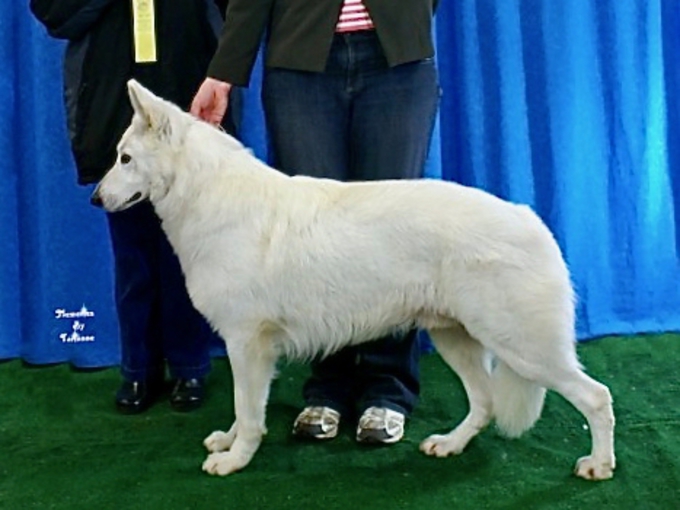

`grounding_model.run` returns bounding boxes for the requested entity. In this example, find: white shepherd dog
[92,80,615,480]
